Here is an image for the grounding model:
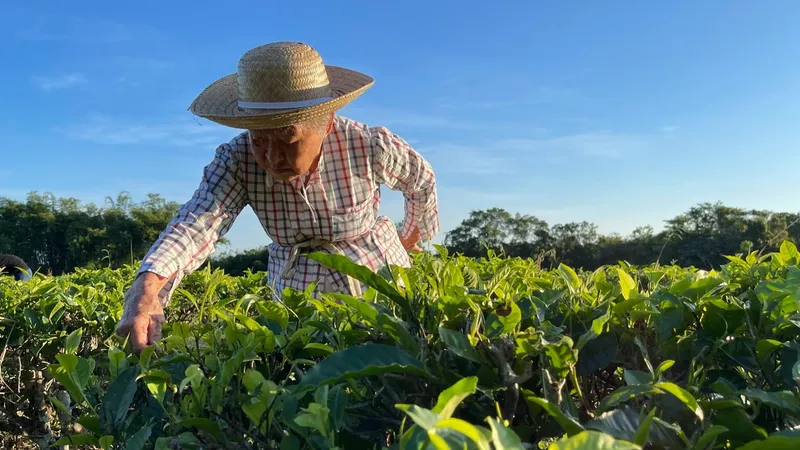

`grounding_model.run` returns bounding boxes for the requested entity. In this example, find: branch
[482,338,533,423]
